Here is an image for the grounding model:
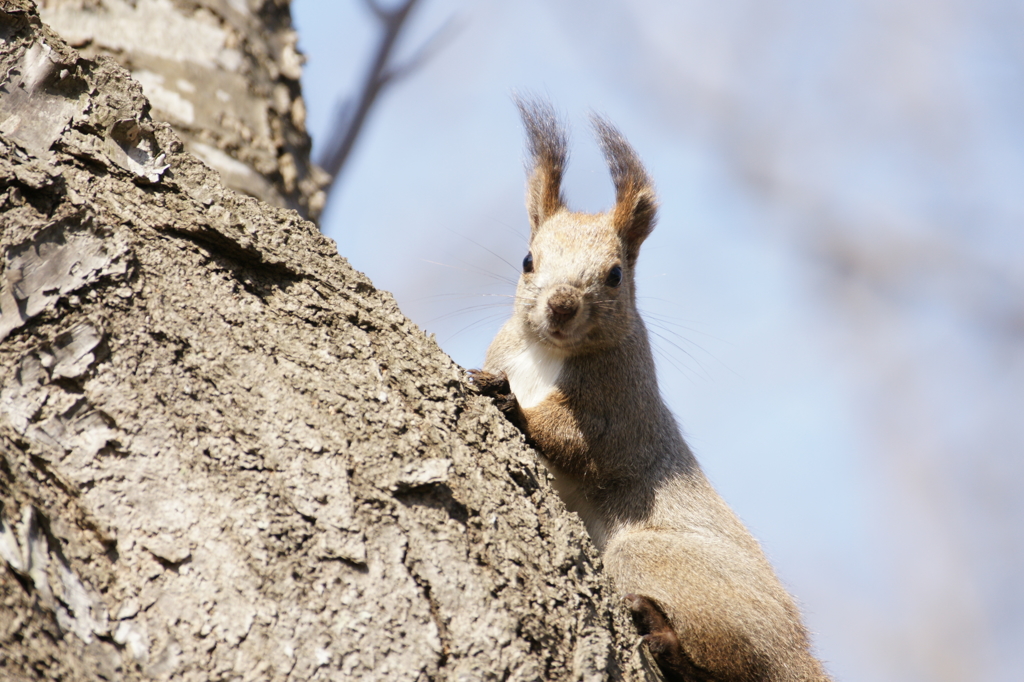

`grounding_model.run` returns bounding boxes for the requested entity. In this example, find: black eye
[606,265,623,287]
[523,252,534,273]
